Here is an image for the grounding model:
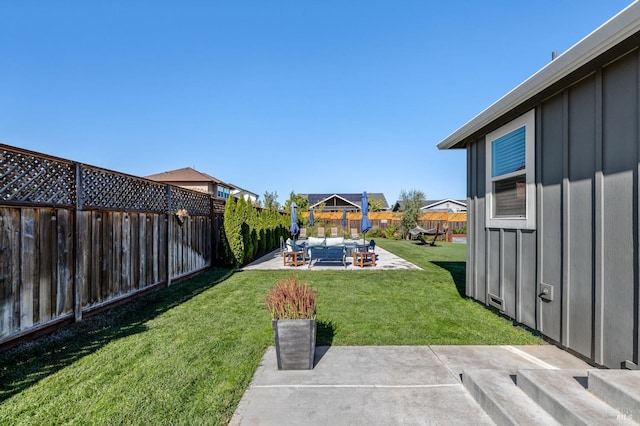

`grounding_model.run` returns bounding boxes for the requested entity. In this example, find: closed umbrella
[290,202,299,240]
[361,192,372,250]
[309,209,314,227]
[342,208,347,232]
